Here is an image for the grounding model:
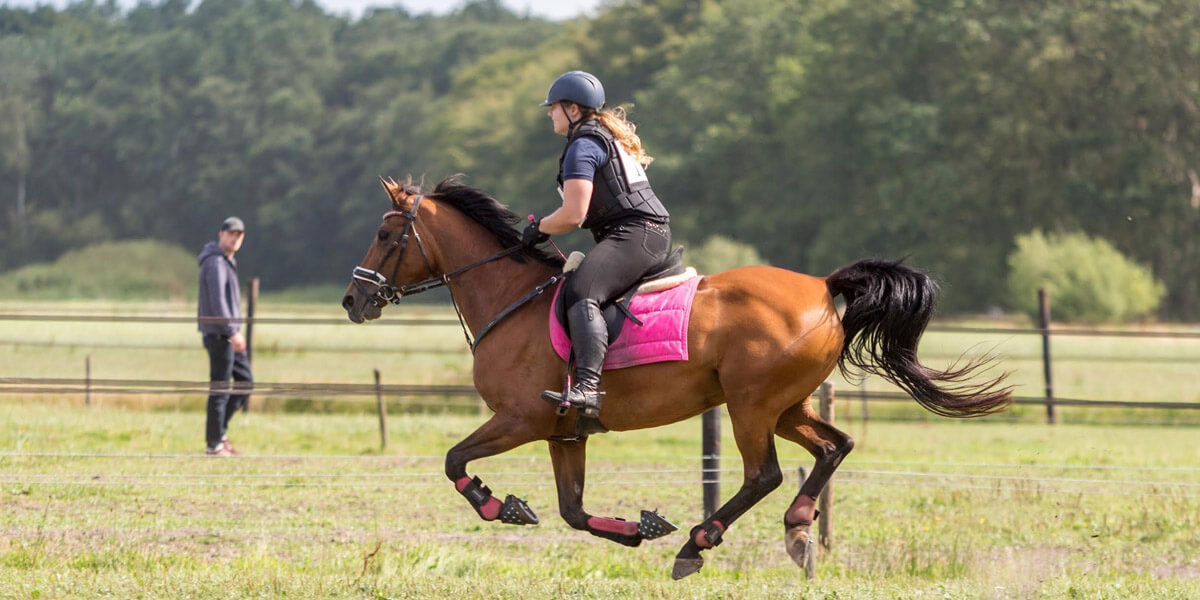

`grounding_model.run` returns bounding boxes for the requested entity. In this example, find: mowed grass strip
[2,403,1199,599]
[0,300,471,389]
